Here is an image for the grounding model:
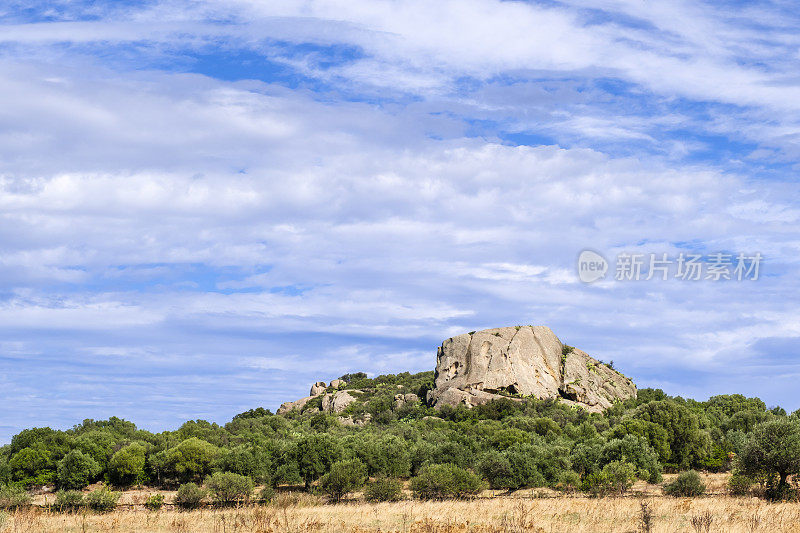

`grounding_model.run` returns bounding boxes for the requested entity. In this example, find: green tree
[738,418,800,499]
[56,449,101,489]
[633,400,705,468]
[320,459,368,502]
[295,434,341,490]
[205,472,254,505]
[108,443,147,486]
[154,437,218,484]
[9,447,54,486]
